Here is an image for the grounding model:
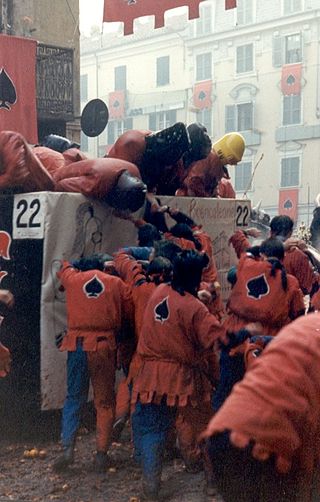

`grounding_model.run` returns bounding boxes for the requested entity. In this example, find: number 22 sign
[13,194,45,239]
